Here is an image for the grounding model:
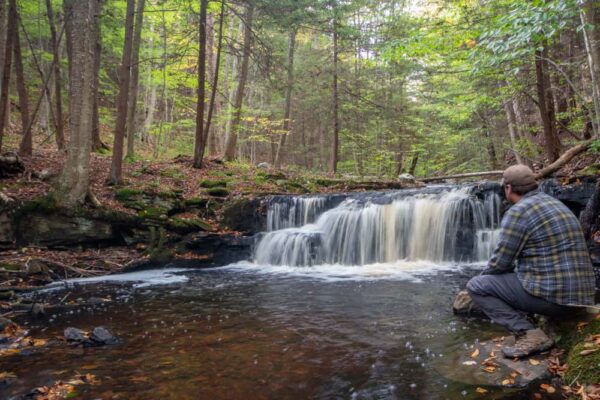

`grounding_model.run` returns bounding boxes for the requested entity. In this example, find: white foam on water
[223,260,486,282]
[43,268,189,291]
